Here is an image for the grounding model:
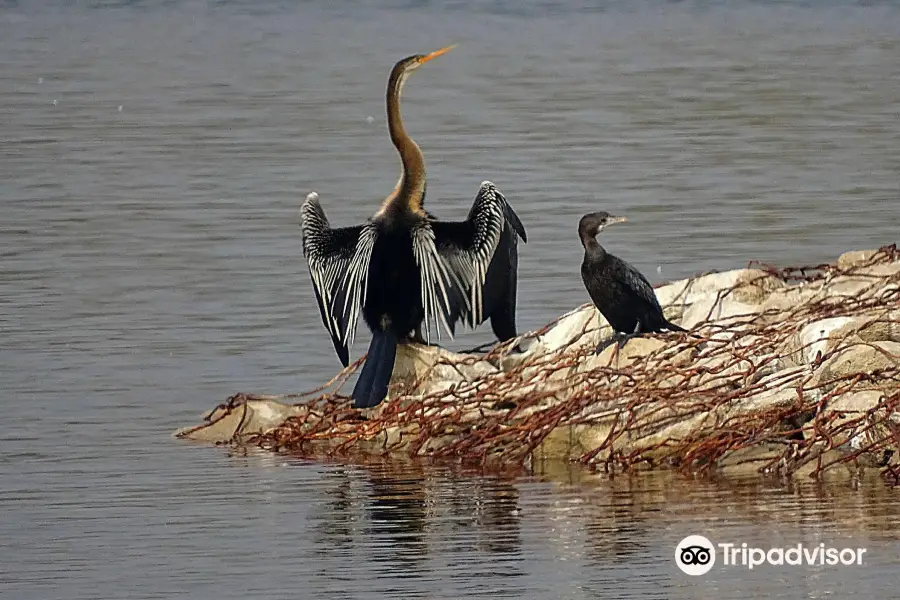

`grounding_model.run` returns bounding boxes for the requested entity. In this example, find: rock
[680,296,760,330]
[651,279,690,308]
[840,313,897,345]
[761,284,822,314]
[675,270,783,328]
[655,268,783,308]
[725,384,806,417]
[825,390,886,416]
[501,305,598,370]
[498,348,533,372]
[537,304,606,352]
[693,352,752,392]
[824,275,881,299]
[537,424,589,461]
[857,261,900,278]
[779,316,861,367]
[780,312,900,369]
[719,444,798,478]
[393,343,497,397]
[799,390,895,472]
[646,269,783,330]
[863,281,900,302]
[810,341,900,390]
[175,398,304,443]
[593,336,669,366]
[176,246,900,483]
[837,249,879,270]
